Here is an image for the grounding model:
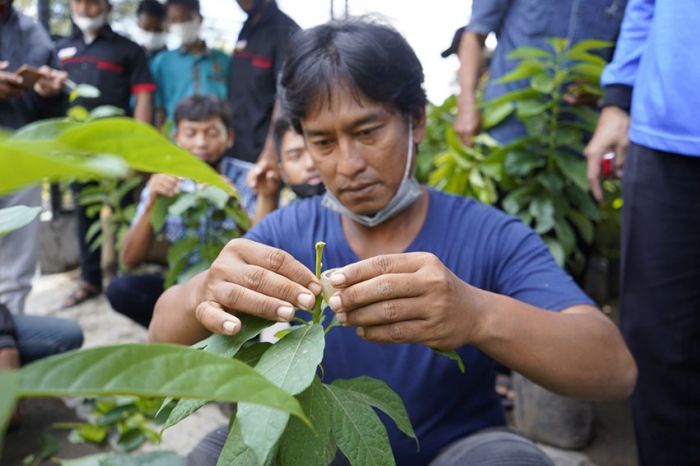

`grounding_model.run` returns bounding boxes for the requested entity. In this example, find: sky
[196,0,473,104]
